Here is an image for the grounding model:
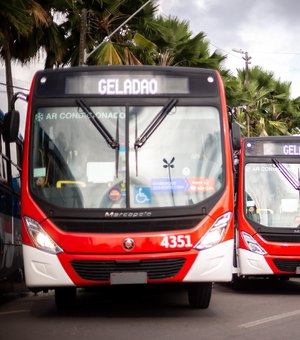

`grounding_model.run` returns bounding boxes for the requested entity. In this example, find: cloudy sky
[159,0,300,98]
[6,0,300,100]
